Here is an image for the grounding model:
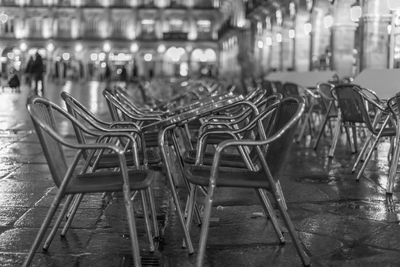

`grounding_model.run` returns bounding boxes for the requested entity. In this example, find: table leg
[159,125,194,254]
